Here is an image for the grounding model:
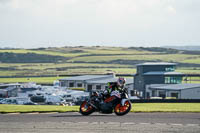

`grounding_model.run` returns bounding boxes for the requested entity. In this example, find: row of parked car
[0,98,37,105]
[0,96,88,106]
[0,89,90,106]
[0,82,91,106]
